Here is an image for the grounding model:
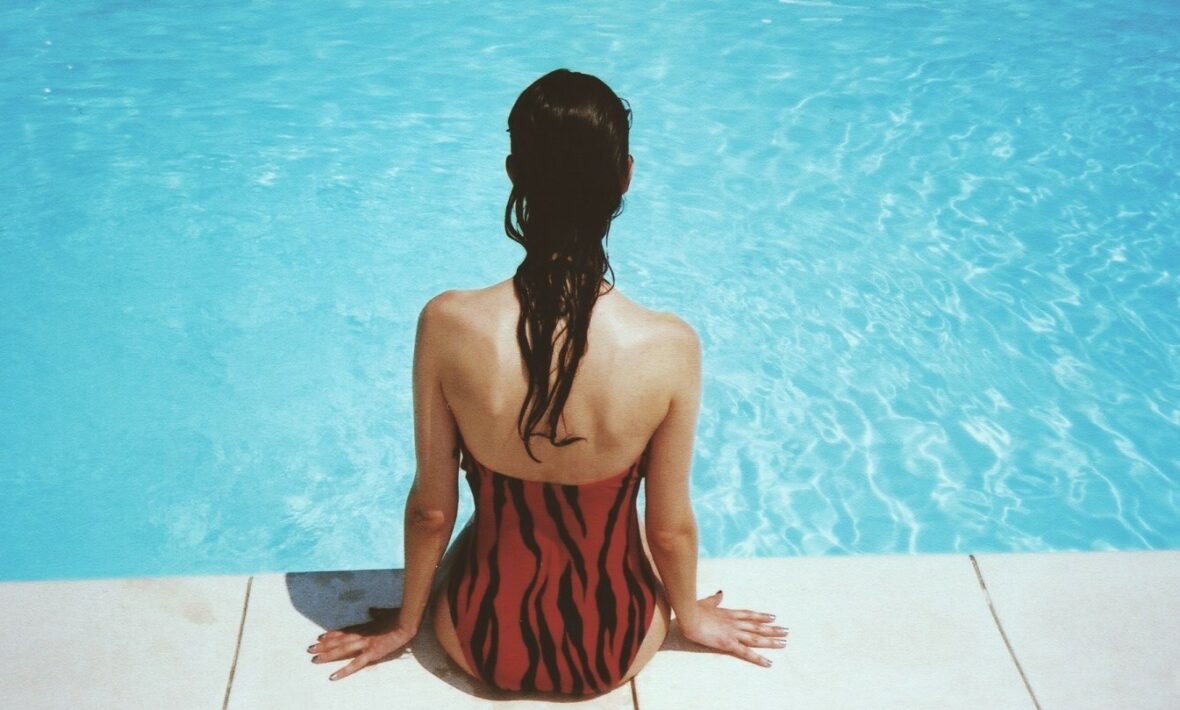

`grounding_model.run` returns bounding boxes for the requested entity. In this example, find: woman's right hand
[677,590,788,667]
[308,606,416,681]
